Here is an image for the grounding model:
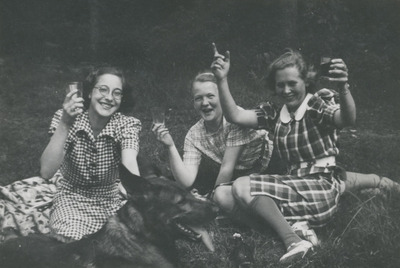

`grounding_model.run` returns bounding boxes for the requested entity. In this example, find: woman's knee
[232,176,252,203]
[213,185,234,210]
